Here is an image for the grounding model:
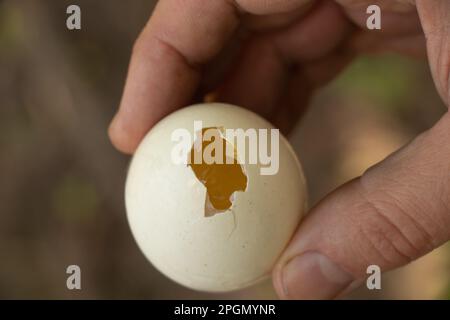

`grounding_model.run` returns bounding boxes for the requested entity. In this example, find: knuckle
[353,199,413,267]
[352,178,437,268]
